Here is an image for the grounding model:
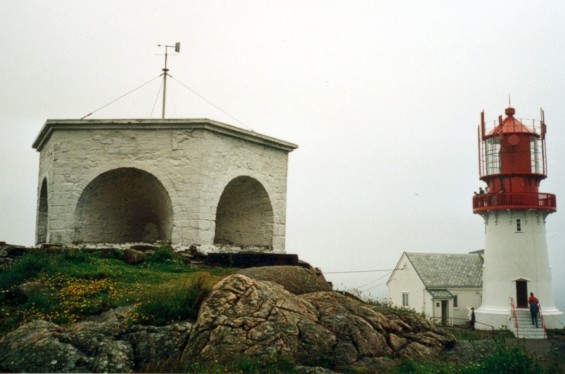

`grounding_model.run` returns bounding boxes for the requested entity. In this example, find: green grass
[443,324,514,341]
[128,272,213,325]
[145,354,298,373]
[0,247,235,331]
[145,246,175,263]
[392,338,544,374]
